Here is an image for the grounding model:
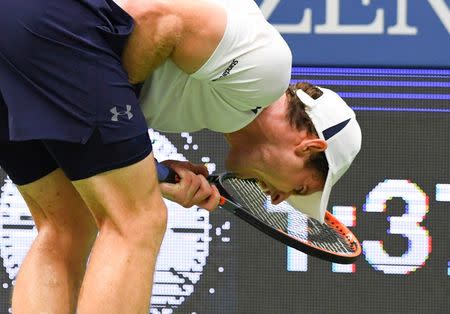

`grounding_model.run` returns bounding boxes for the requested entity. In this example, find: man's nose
[270,191,290,205]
